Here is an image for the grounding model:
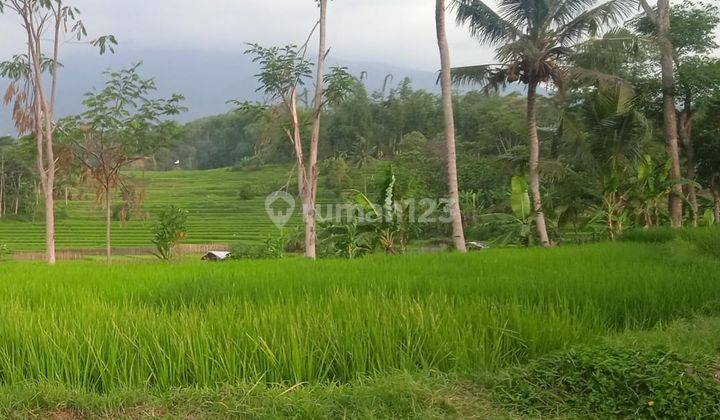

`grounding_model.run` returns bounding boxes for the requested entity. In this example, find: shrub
[151,205,189,261]
[232,155,265,171]
[494,345,720,419]
[237,182,263,200]
[0,243,10,261]
[230,232,289,260]
[229,243,266,259]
